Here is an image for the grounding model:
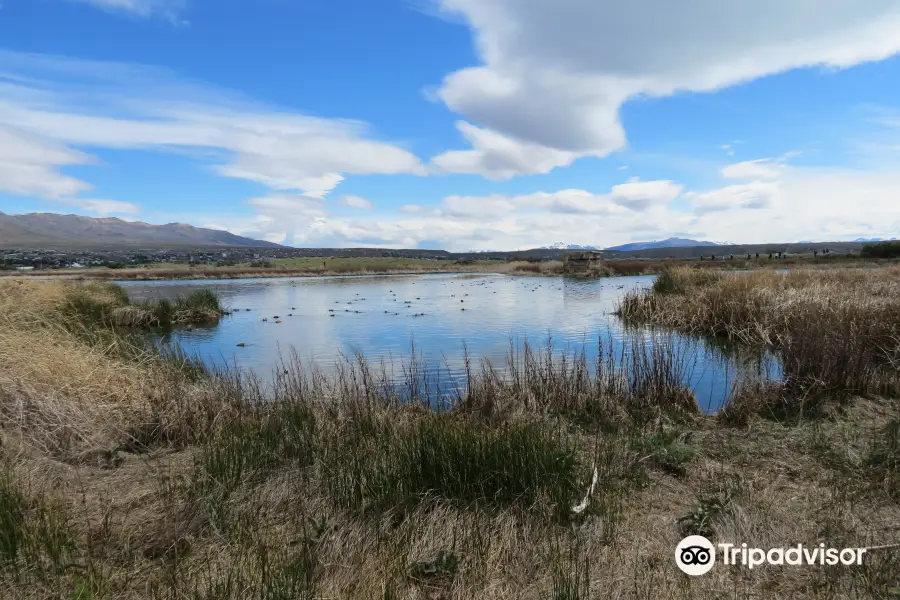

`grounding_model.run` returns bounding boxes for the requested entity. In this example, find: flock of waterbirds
[215,274,635,349]
[232,276,571,326]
